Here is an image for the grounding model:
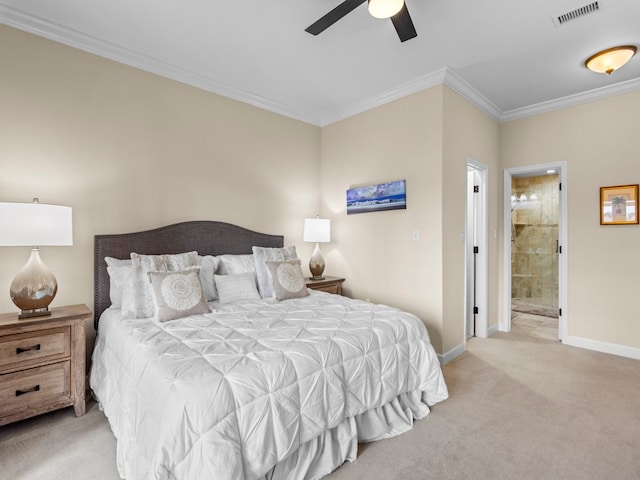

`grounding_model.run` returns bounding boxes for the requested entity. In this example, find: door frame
[465,157,488,339]
[502,162,568,341]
